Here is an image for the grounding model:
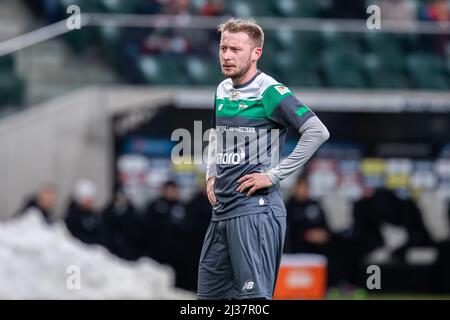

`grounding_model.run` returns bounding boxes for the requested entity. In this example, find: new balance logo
[242,281,255,291]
